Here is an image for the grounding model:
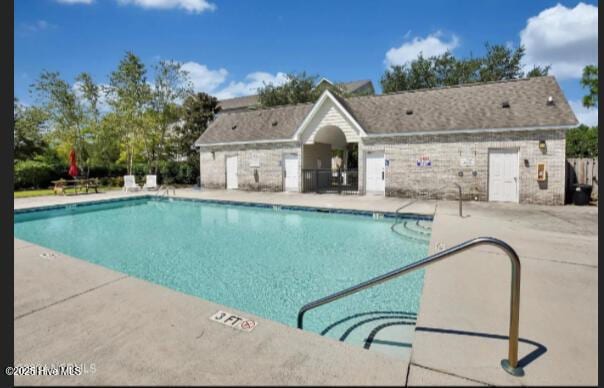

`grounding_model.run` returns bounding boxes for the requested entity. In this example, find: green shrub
[566,125,598,158]
[158,161,197,185]
[14,160,56,189]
